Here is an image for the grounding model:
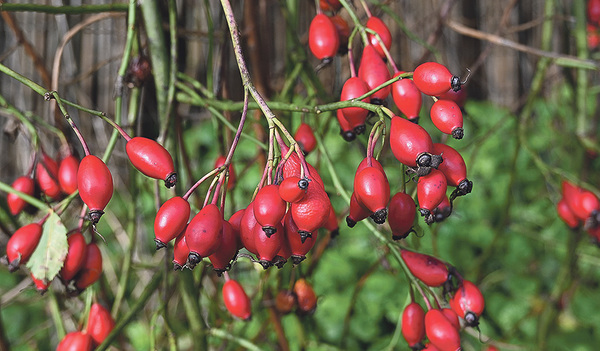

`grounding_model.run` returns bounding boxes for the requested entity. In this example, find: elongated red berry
[223,279,252,320]
[208,220,238,274]
[366,16,392,58]
[589,0,600,25]
[433,195,452,222]
[557,198,579,229]
[450,280,485,327]
[173,232,189,270]
[388,192,416,240]
[417,169,448,224]
[413,62,461,96]
[353,165,390,224]
[279,176,308,203]
[402,302,426,349]
[425,309,461,351]
[392,72,422,122]
[254,184,287,236]
[400,249,450,287]
[275,290,296,314]
[309,14,339,63]
[346,192,372,228]
[60,232,87,281]
[430,100,464,139]
[358,44,391,104]
[295,123,317,154]
[78,155,113,224]
[57,331,93,351]
[214,155,236,190]
[441,308,460,331]
[294,278,317,315]
[86,303,115,346]
[154,196,191,249]
[126,137,177,188]
[7,176,35,215]
[319,0,341,12]
[58,155,79,194]
[323,205,339,236]
[330,15,350,54]
[340,77,370,132]
[576,190,600,221]
[6,223,43,272]
[432,143,472,199]
[36,152,61,200]
[291,181,331,242]
[280,143,325,187]
[390,116,442,175]
[229,209,245,250]
[254,224,283,269]
[185,204,223,267]
[336,109,356,141]
[239,202,259,255]
[284,210,317,264]
[74,242,103,291]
